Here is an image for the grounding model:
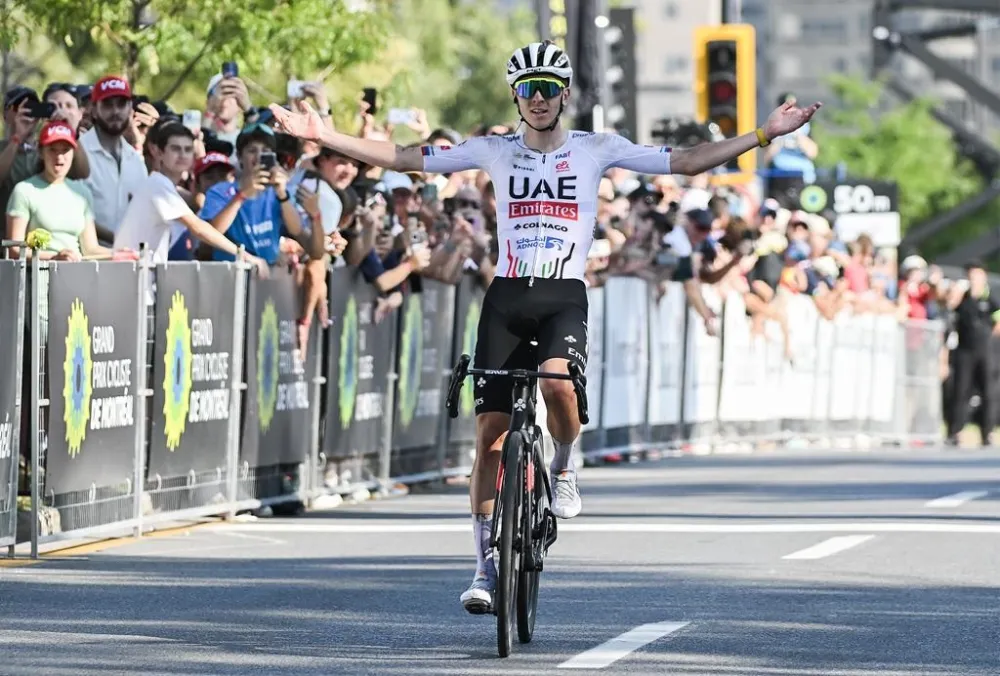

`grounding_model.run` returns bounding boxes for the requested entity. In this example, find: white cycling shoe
[460,569,496,615]
[551,470,583,519]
